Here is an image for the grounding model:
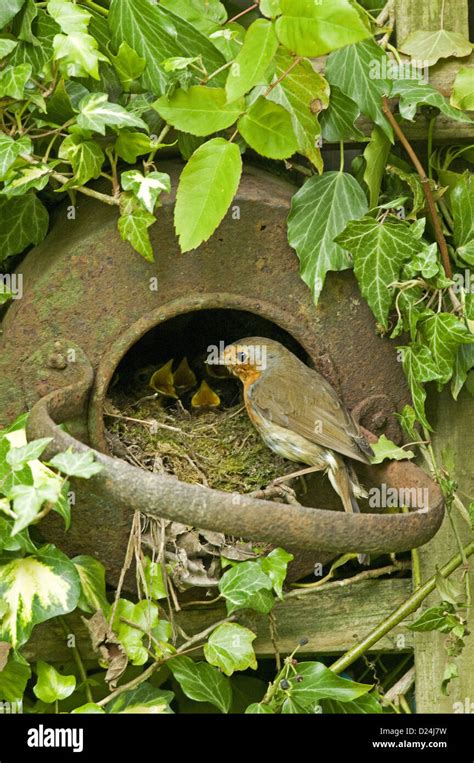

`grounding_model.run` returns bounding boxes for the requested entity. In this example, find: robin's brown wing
[248,357,373,464]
